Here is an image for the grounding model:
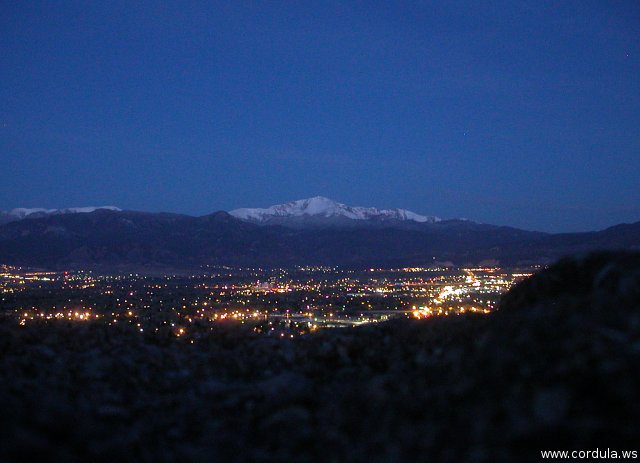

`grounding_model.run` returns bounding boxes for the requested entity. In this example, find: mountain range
[0,206,121,225]
[229,196,441,227]
[0,198,638,270]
